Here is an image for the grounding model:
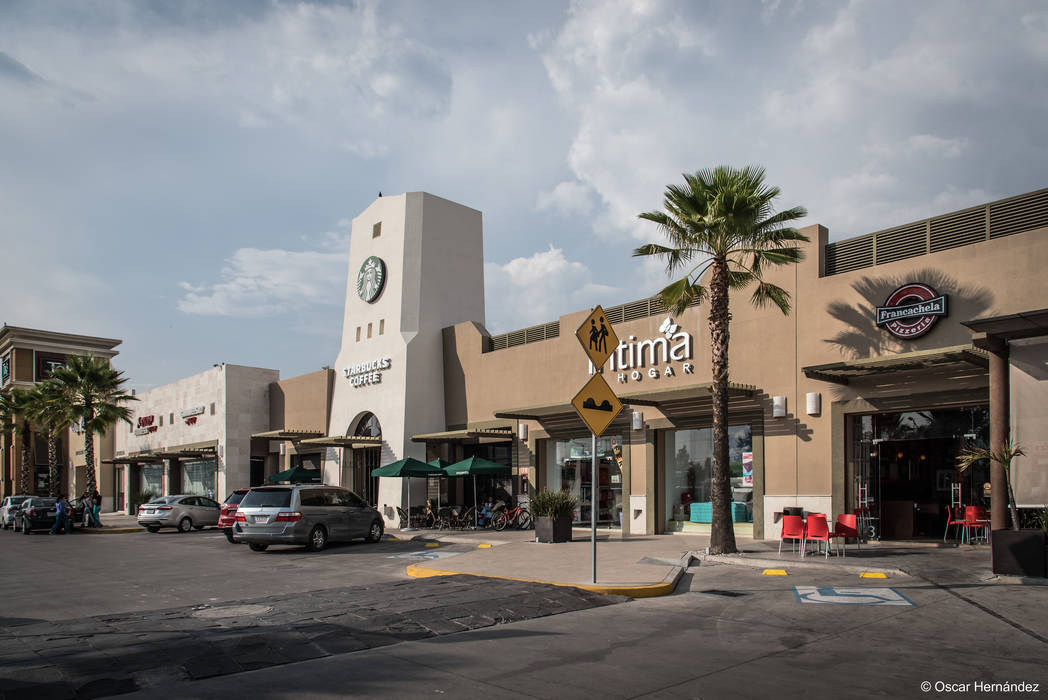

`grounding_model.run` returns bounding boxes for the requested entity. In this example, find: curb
[405,552,691,599]
[79,527,144,534]
[694,552,906,577]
